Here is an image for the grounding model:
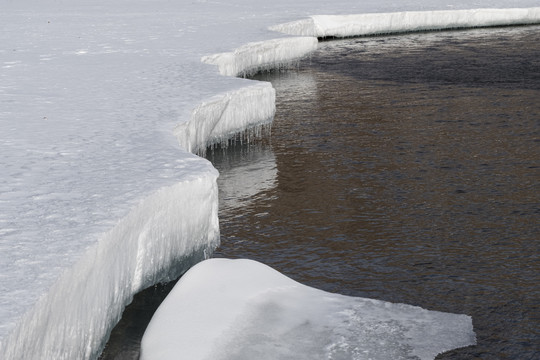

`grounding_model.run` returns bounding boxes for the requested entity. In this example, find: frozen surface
[1,0,539,359]
[141,259,476,360]
[271,7,540,37]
